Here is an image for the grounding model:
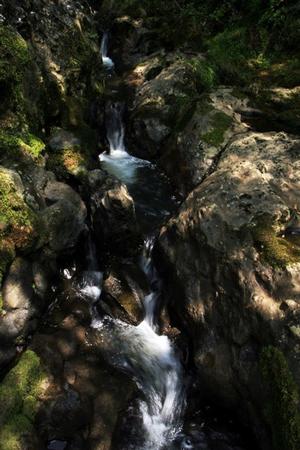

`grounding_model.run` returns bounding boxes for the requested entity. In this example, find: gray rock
[42,180,87,252]
[157,131,300,432]
[89,169,142,257]
[3,258,34,311]
[48,130,81,151]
